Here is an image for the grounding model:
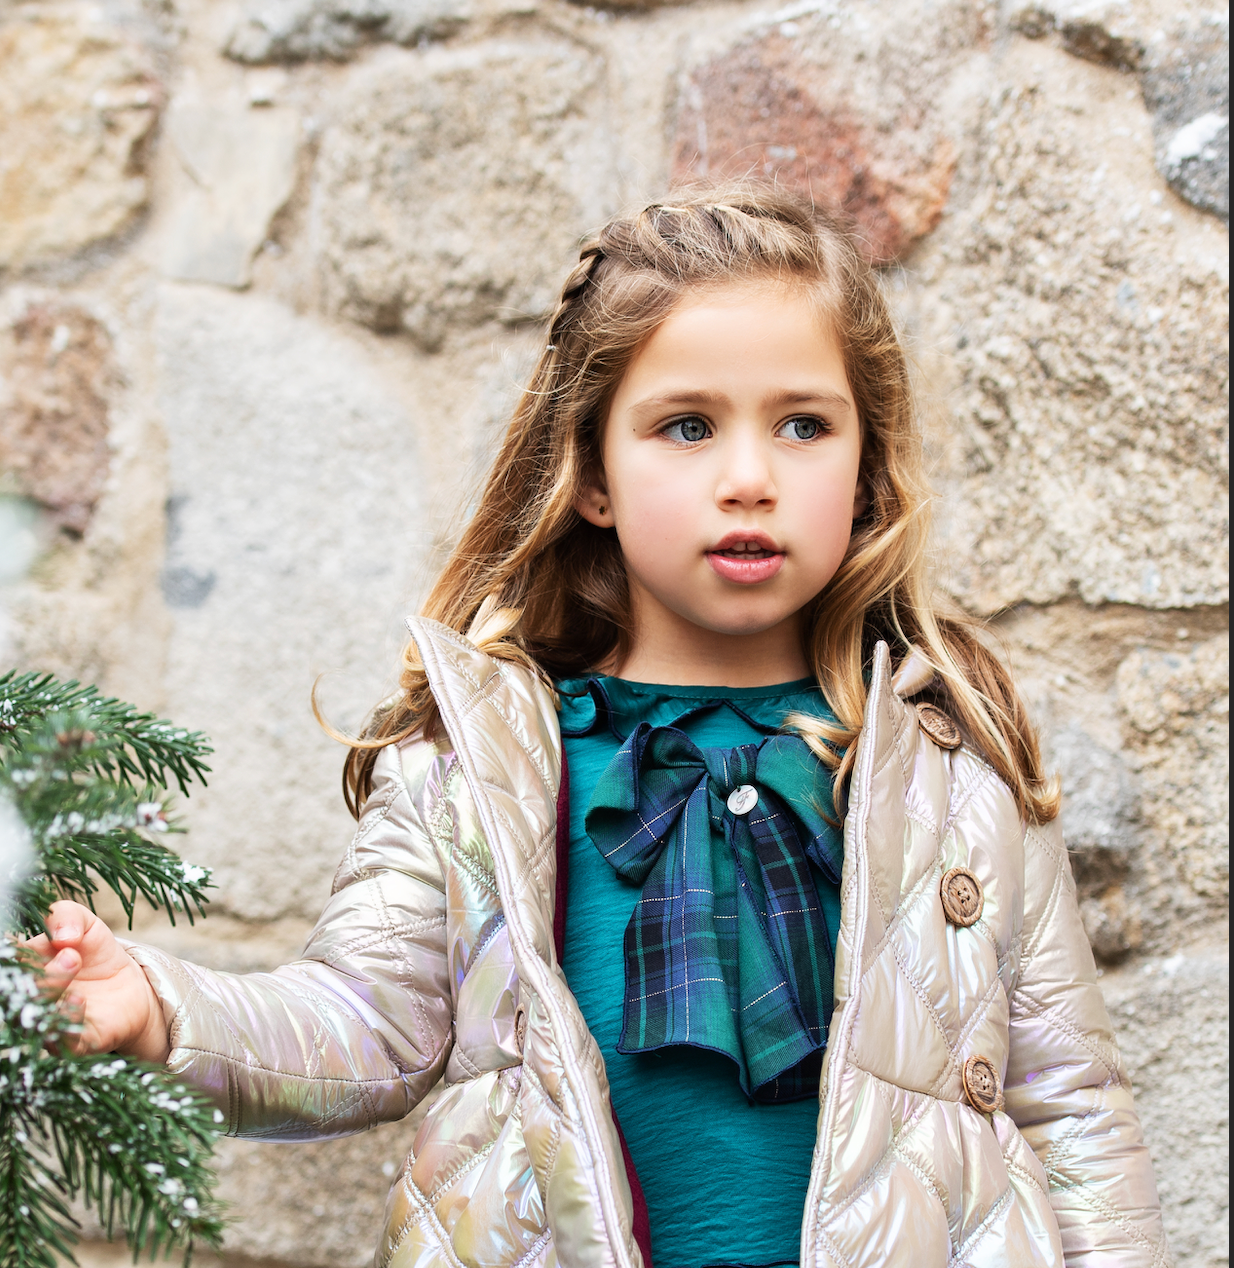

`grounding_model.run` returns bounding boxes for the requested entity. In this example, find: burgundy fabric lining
[553,748,654,1266]
[612,1108,654,1265]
